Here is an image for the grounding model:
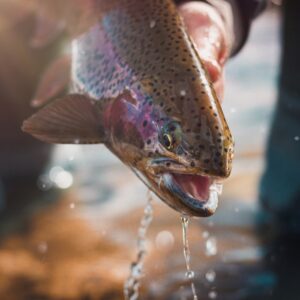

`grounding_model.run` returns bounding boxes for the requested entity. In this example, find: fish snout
[195,143,233,178]
[212,143,234,178]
